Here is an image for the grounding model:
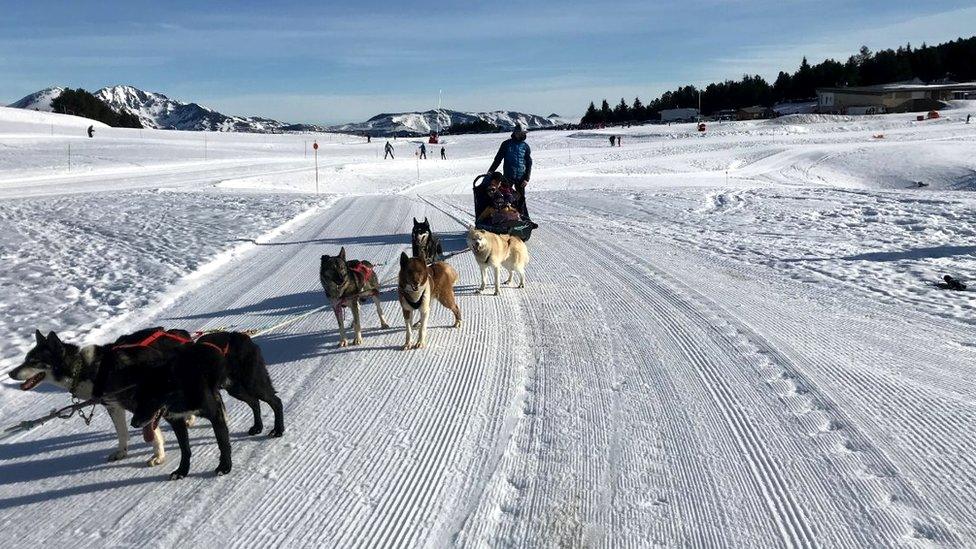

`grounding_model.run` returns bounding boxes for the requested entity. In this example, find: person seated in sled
[478,173,523,225]
[488,124,532,216]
